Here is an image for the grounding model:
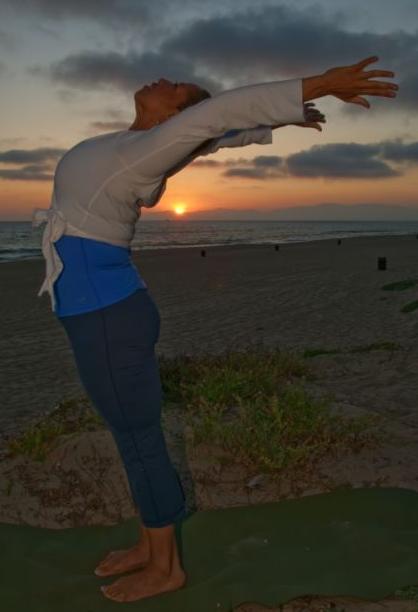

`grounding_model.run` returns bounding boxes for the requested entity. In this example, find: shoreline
[0,229,417,265]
